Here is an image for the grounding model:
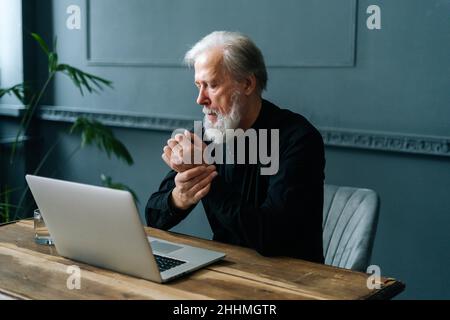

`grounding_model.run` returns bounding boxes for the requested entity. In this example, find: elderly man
[146,31,325,263]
